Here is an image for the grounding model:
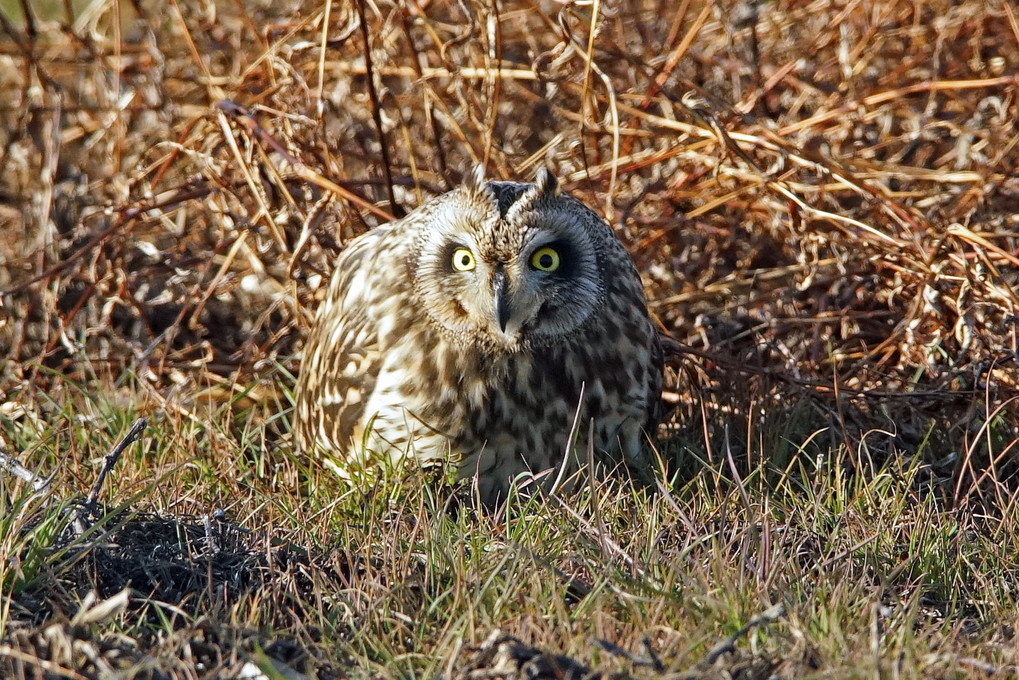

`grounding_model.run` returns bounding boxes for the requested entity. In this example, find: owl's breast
[361,322,655,503]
